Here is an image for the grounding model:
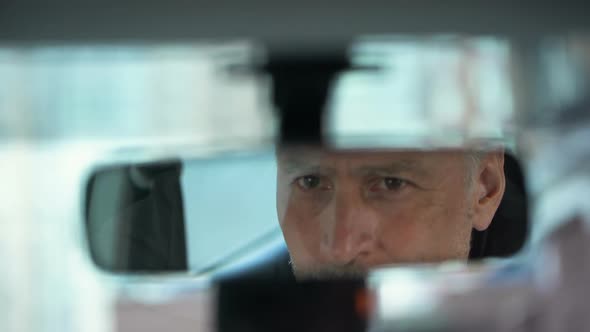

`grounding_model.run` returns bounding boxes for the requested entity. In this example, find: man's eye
[372,177,408,192]
[384,178,407,190]
[295,175,322,190]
